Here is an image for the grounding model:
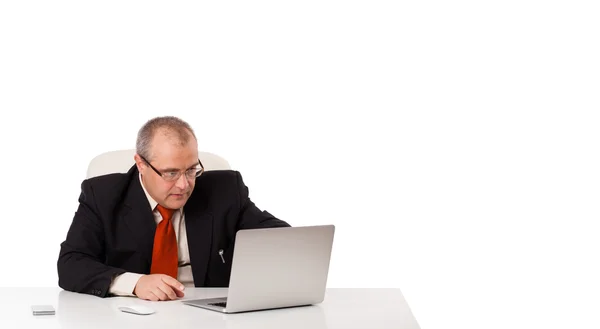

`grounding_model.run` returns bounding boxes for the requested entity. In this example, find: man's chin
[166,194,189,208]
